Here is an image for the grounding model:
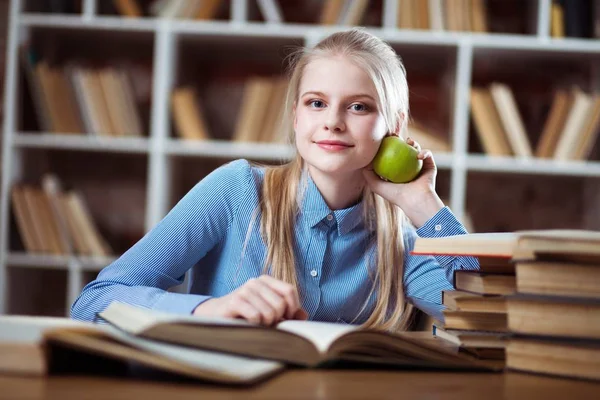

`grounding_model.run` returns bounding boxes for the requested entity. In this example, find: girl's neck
[306,166,365,210]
